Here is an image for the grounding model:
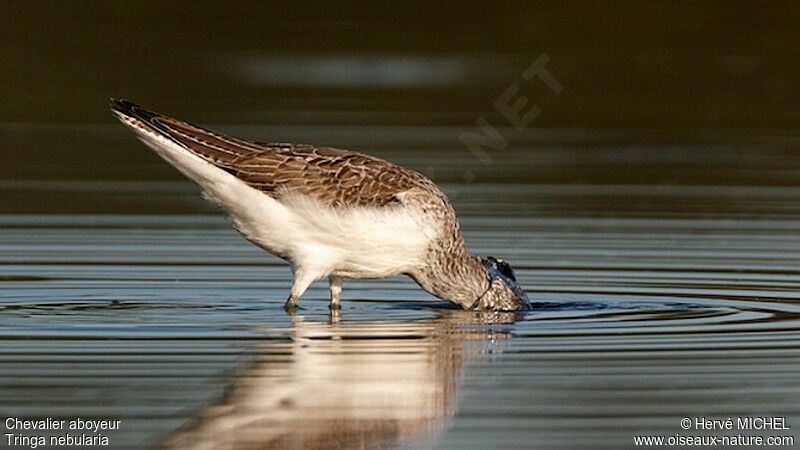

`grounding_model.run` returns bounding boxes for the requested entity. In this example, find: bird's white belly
[225,189,435,280]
